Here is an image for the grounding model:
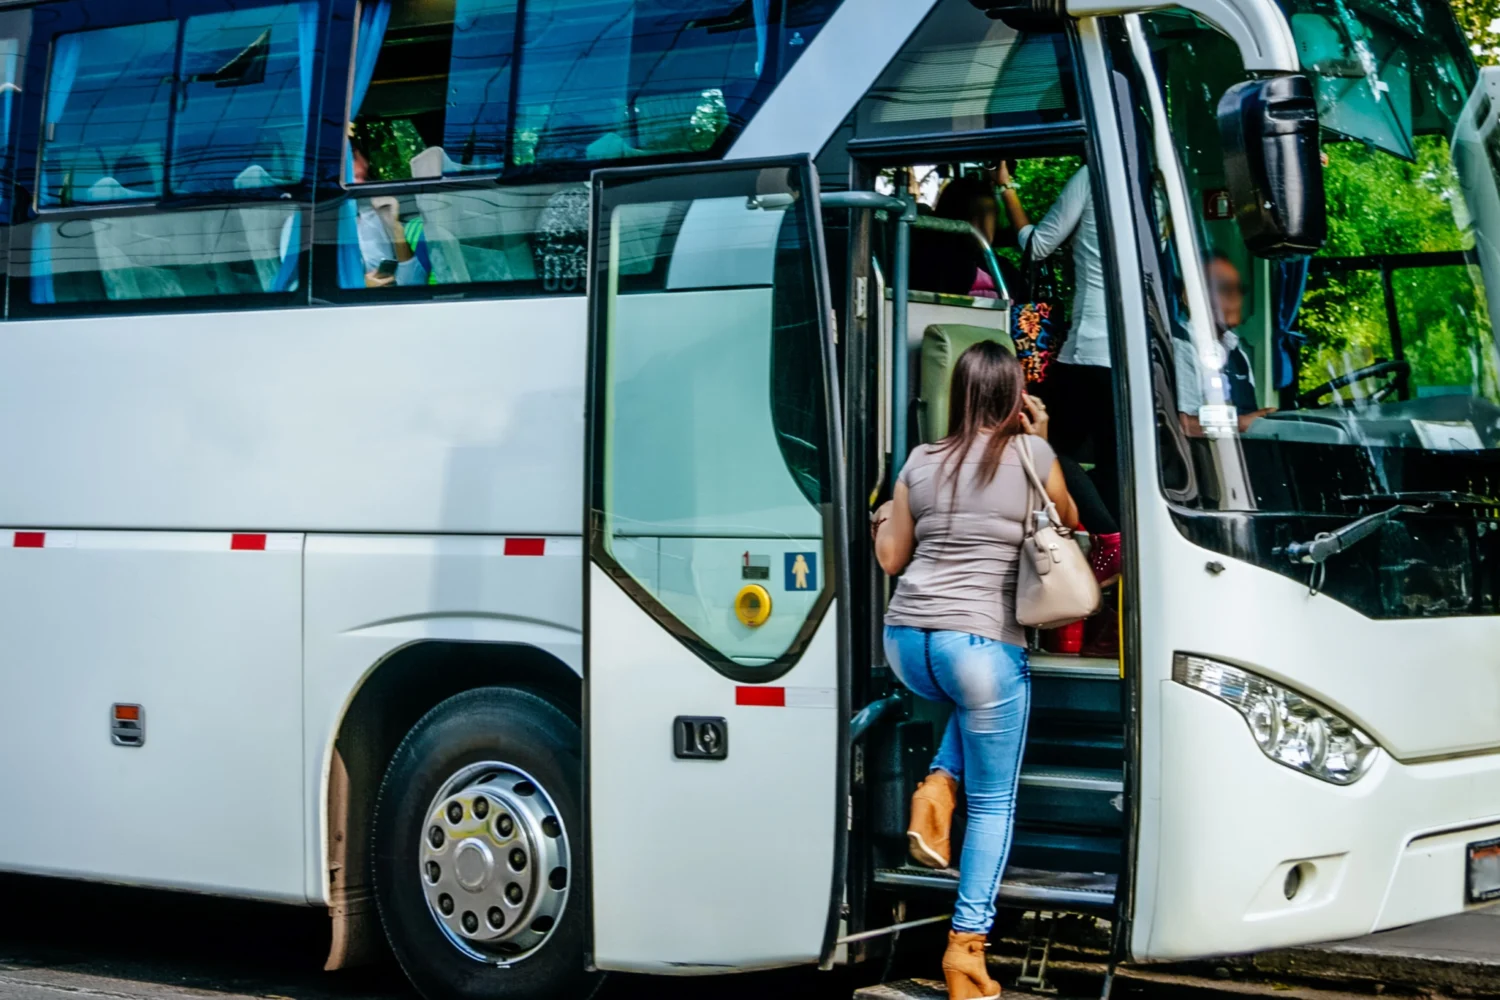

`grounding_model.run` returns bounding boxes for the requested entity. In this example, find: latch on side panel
[111,704,145,747]
[673,716,727,760]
